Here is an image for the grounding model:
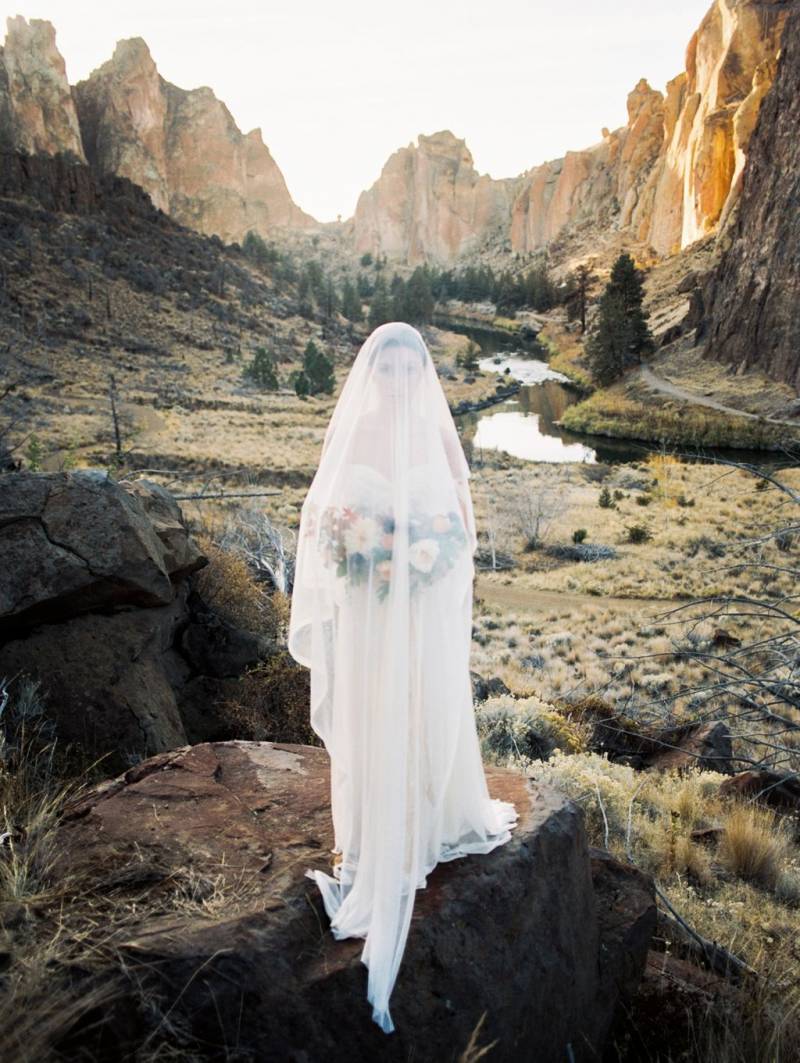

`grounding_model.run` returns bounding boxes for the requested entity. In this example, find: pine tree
[303,340,335,395]
[584,253,653,385]
[458,339,481,373]
[293,370,310,398]
[571,262,595,334]
[406,267,435,323]
[368,275,392,329]
[341,277,363,322]
[390,274,407,321]
[244,346,279,390]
